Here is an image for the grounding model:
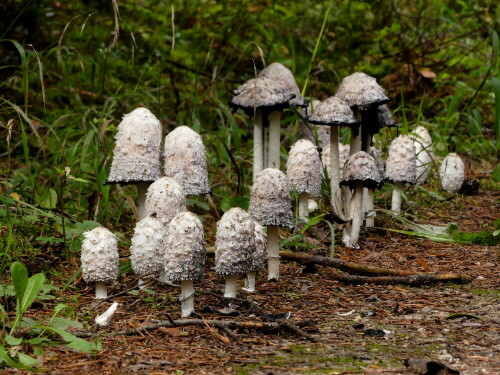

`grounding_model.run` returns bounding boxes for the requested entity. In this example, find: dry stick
[337,273,471,285]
